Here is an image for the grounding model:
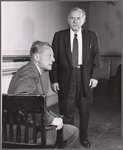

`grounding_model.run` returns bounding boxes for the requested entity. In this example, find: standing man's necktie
[72,34,78,68]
